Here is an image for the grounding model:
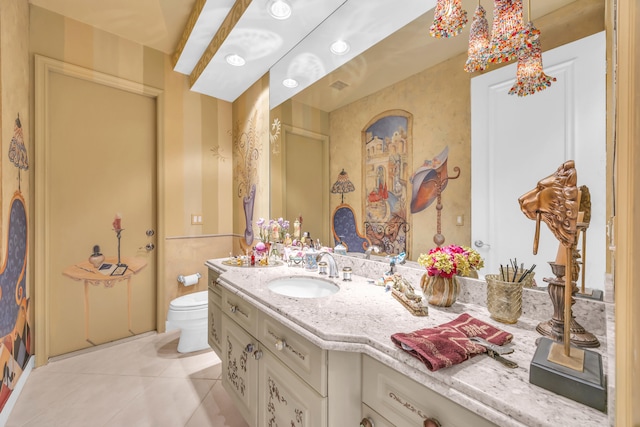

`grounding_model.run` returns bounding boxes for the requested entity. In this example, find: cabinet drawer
[208,290,222,354]
[362,356,497,427]
[222,289,258,337]
[361,403,394,427]
[208,269,222,297]
[257,311,327,396]
[258,347,327,427]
